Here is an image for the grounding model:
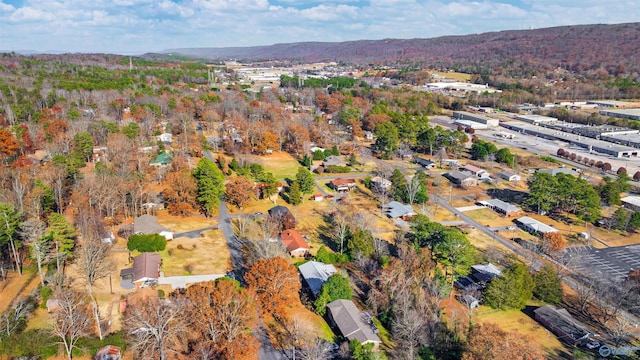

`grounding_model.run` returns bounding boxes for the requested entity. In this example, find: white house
[499,171,521,182]
[157,133,172,143]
